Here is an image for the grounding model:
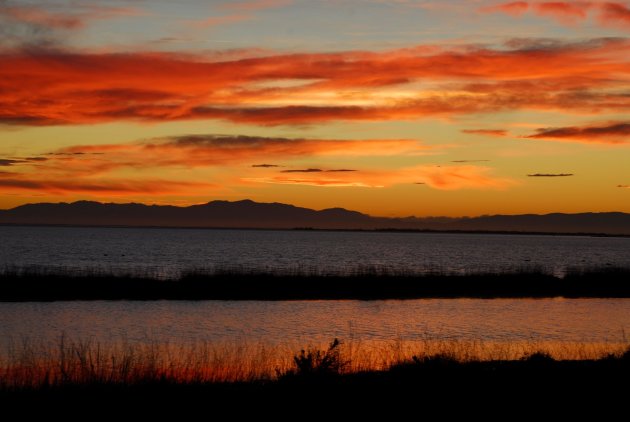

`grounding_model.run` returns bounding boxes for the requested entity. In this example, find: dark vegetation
[1,266,630,301]
[1,340,629,415]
